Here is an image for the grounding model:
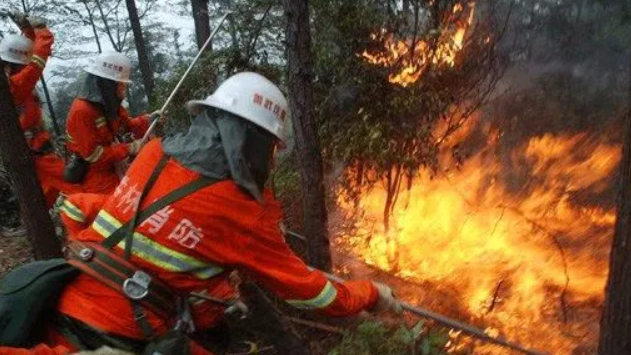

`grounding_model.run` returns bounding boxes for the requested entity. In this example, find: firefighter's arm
[232,222,379,317]
[67,109,131,164]
[119,107,150,138]
[8,28,54,105]
[22,26,36,41]
[60,193,109,236]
